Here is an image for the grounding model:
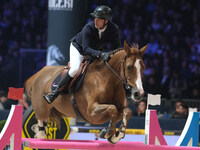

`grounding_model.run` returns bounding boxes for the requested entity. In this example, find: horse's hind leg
[32,120,47,139]
[34,109,49,139]
[32,97,50,139]
[108,107,132,144]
